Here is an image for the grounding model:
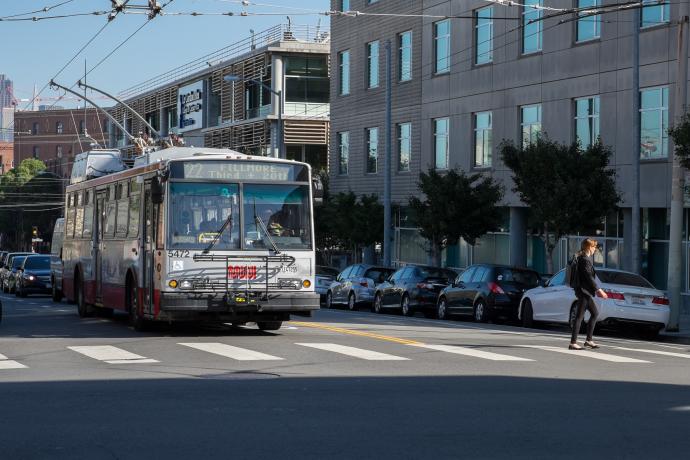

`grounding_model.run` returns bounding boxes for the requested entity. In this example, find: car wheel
[347,292,357,311]
[474,299,489,323]
[401,294,413,317]
[76,278,92,318]
[373,293,383,314]
[257,321,282,331]
[521,299,534,328]
[437,297,448,320]
[325,291,333,309]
